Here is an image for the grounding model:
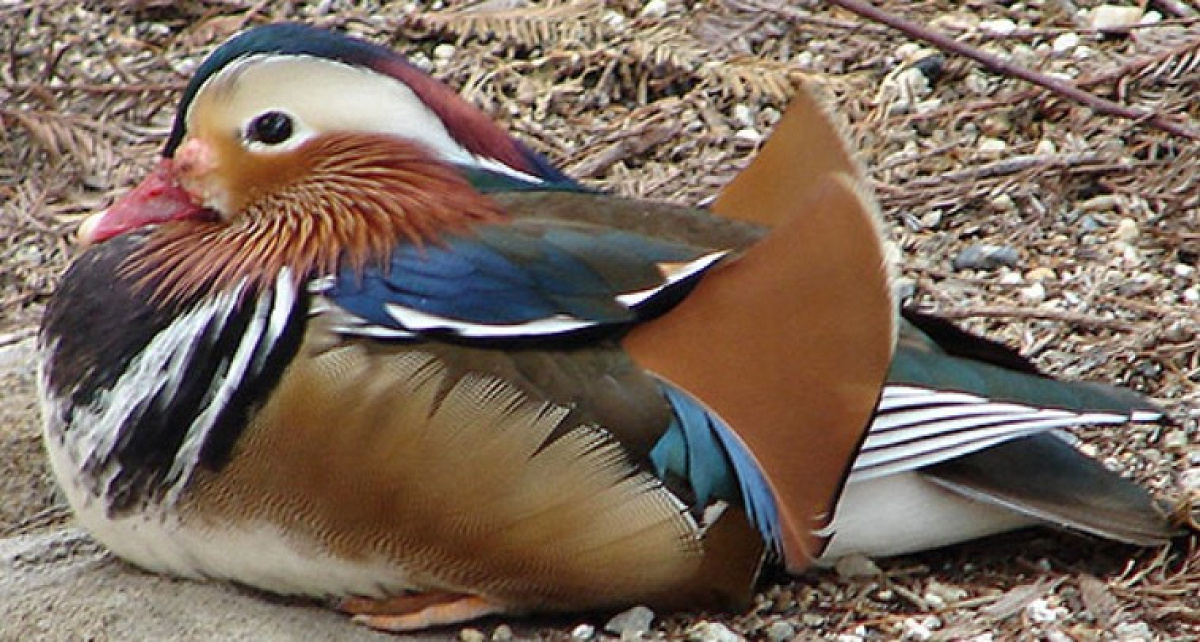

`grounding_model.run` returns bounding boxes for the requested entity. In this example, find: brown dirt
[2,1,1198,640]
